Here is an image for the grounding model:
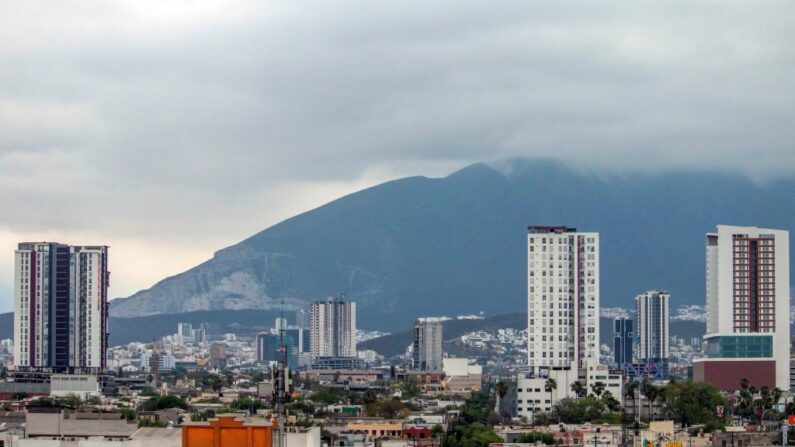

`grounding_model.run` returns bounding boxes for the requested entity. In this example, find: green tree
[571,381,586,398]
[517,432,555,445]
[140,387,158,397]
[60,394,83,409]
[230,397,264,413]
[590,381,606,398]
[399,377,422,399]
[211,376,223,392]
[544,378,557,409]
[116,408,137,421]
[602,390,620,411]
[758,386,773,410]
[641,379,659,421]
[311,387,344,406]
[624,380,640,416]
[551,396,607,424]
[773,387,783,406]
[494,381,509,416]
[659,380,726,428]
[362,389,379,415]
[376,398,407,419]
